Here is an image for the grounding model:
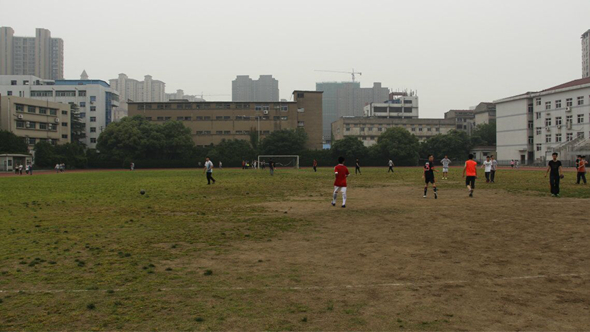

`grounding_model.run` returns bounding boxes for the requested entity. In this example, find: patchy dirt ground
[189,184,590,330]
